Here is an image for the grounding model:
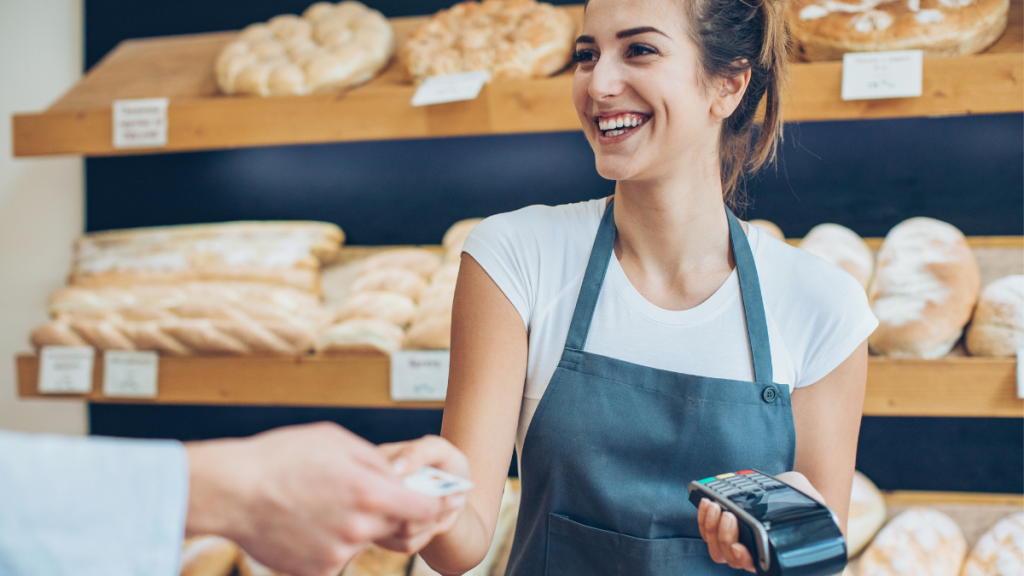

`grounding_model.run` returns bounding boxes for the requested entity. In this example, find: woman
[384,0,877,572]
